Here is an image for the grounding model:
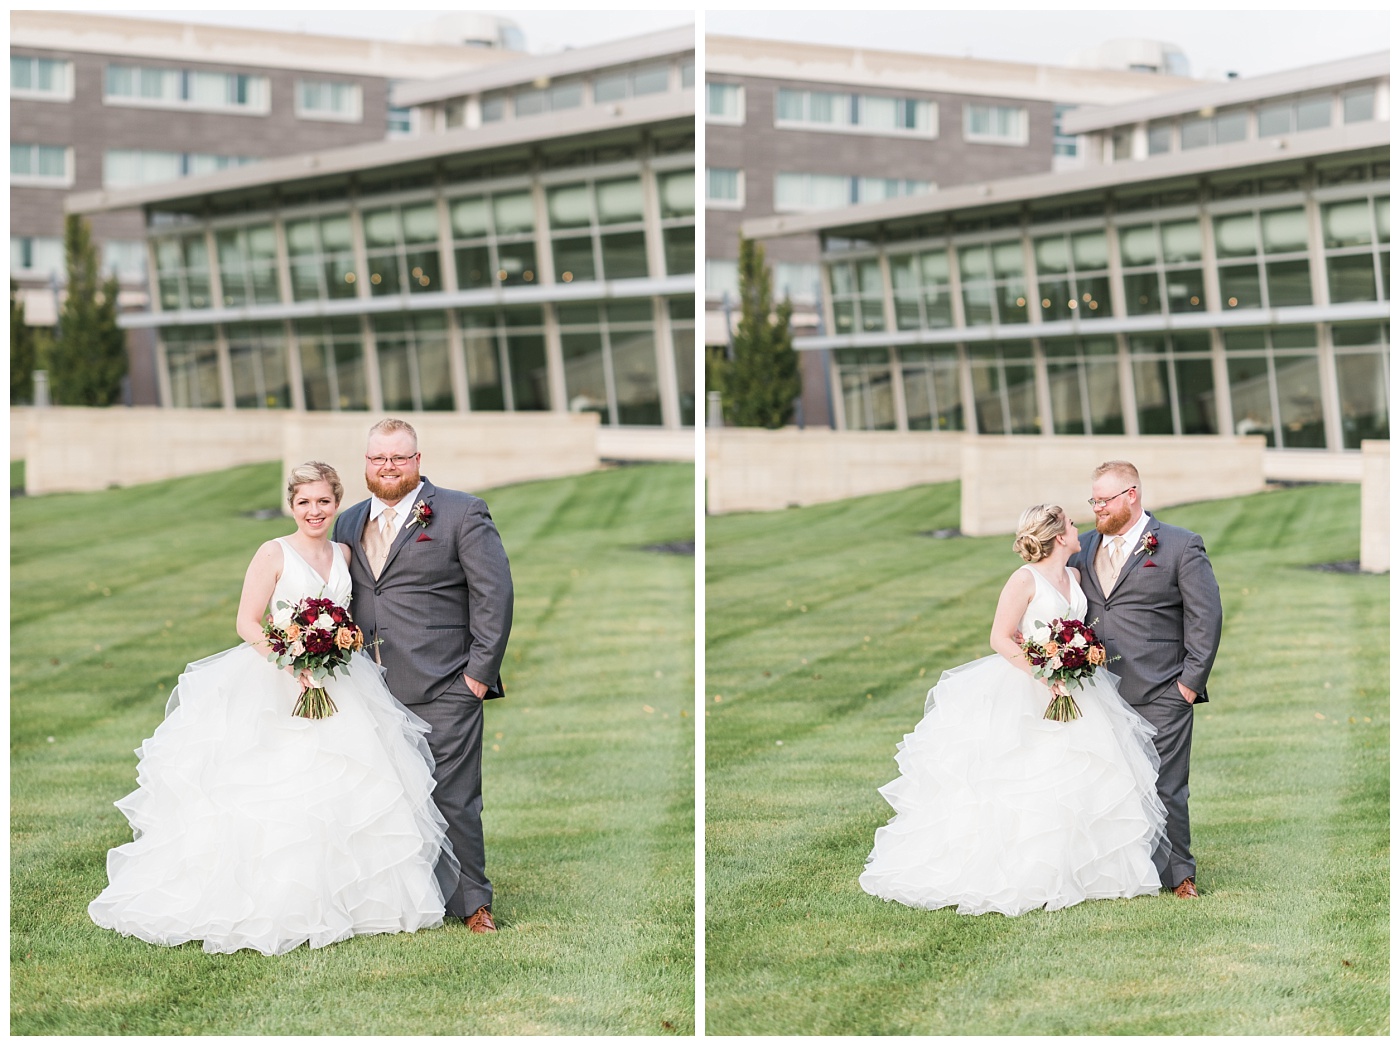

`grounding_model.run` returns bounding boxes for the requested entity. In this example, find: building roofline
[741,119,1389,240]
[8,9,523,80]
[1061,50,1389,133]
[705,33,1204,106]
[392,24,695,107]
[66,88,694,216]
